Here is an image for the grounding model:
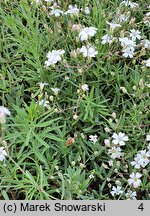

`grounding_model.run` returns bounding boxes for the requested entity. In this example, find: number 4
[138,203,144,211]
